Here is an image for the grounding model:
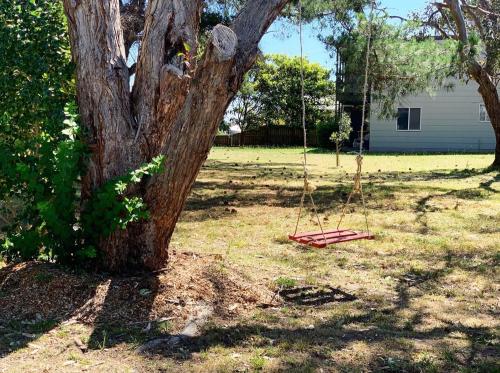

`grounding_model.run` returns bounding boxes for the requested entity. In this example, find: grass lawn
[1,148,498,372]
